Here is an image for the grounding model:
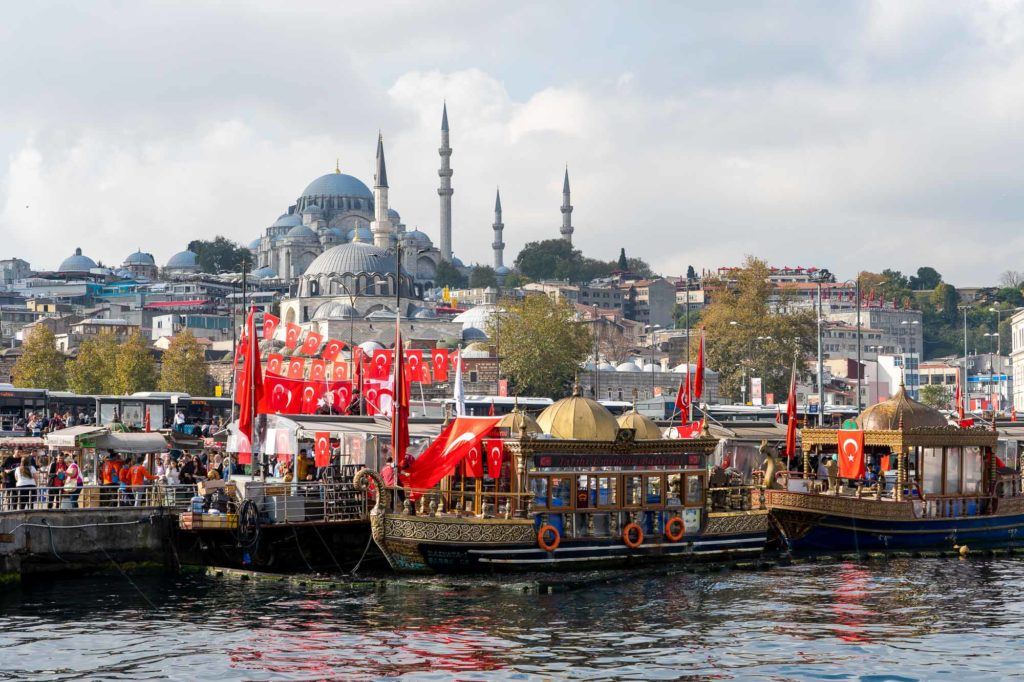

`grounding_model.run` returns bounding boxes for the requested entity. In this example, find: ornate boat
[356,395,770,574]
[765,386,1024,553]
